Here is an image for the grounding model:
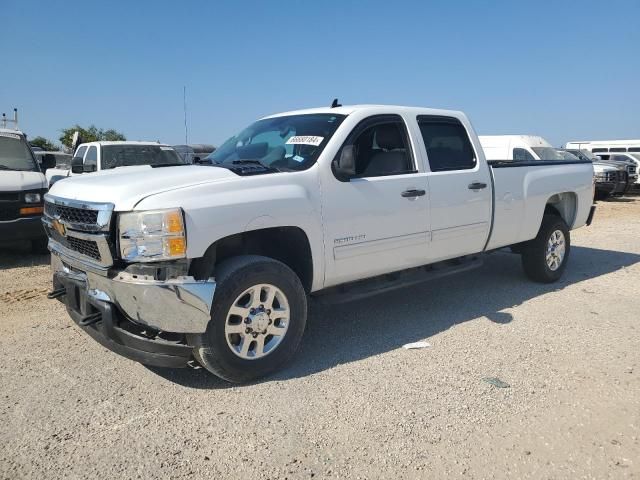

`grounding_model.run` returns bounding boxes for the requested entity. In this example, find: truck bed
[486,159,594,250]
